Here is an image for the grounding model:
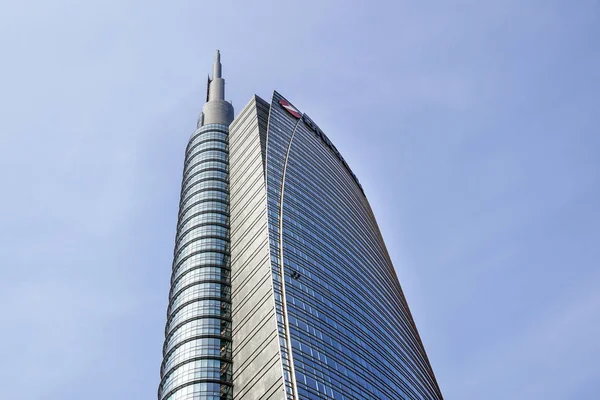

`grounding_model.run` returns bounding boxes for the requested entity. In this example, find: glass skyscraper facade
[159,52,443,400]
[159,52,234,400]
